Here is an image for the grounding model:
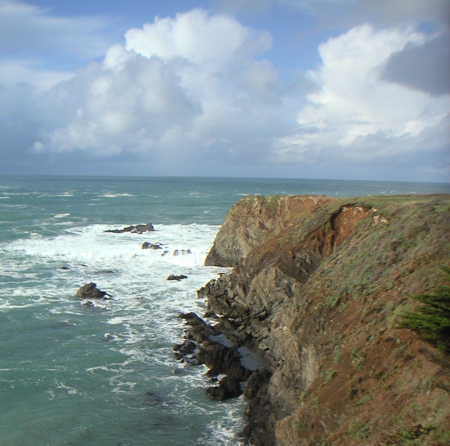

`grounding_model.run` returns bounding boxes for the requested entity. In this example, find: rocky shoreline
[174,310,274,444]
[175,194,450,446]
